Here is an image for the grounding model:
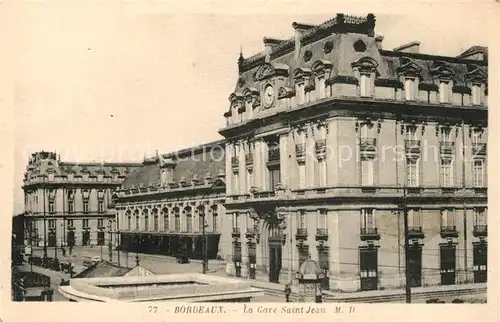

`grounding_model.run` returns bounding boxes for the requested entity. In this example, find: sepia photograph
[6,1,496,317]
